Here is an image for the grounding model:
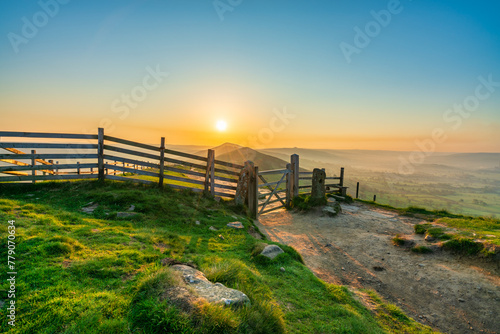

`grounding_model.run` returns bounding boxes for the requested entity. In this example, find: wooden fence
[0,129,243,199]
[0,130,347,214]
[249,154,346,217]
